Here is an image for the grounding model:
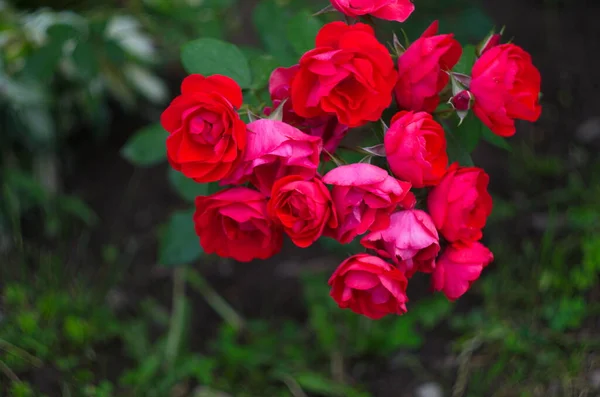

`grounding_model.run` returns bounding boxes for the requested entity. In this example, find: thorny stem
[186,267,245,332]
